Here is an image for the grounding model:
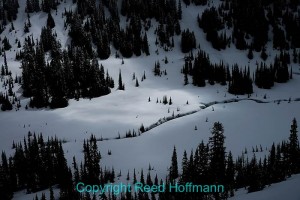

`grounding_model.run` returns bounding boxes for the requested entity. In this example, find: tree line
[20,27,114,109]
[182,50,293,95]
[195,0,300,58]
[165,118,300,199]
[0,118,299,199]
